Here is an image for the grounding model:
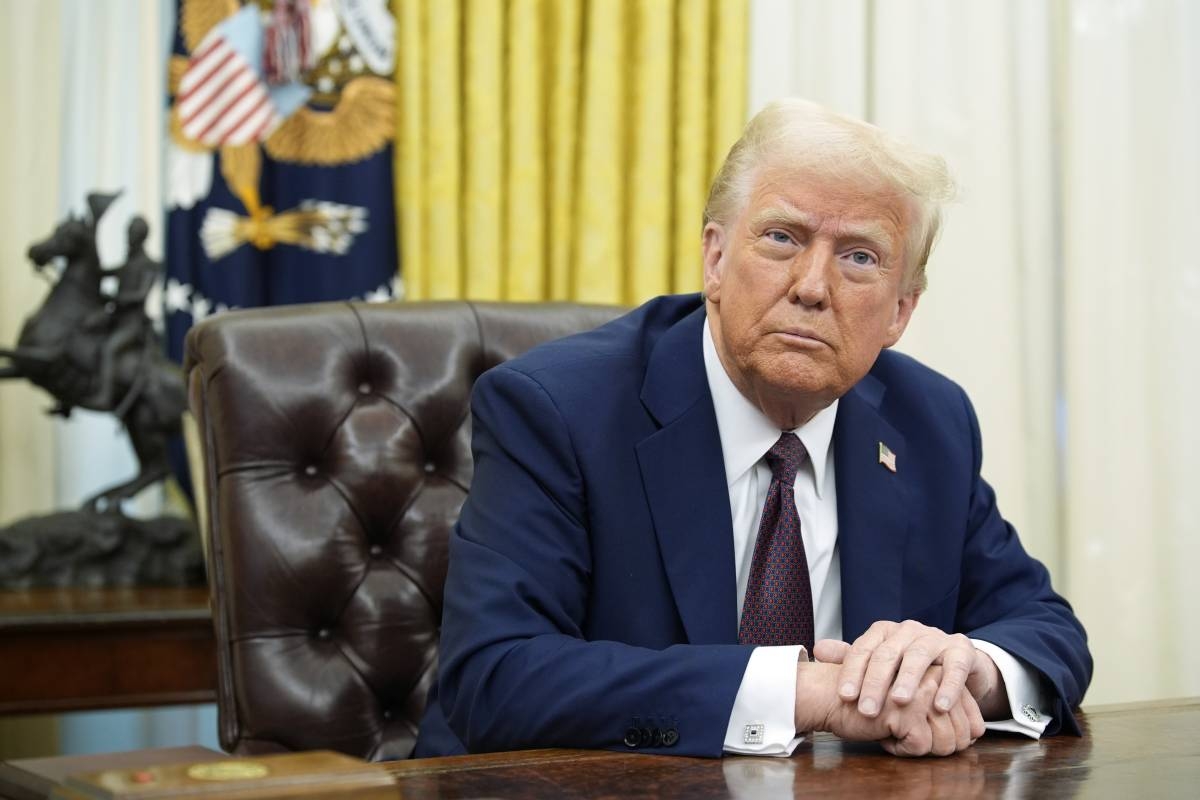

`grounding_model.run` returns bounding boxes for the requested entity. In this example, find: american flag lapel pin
[878,442,897,473]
